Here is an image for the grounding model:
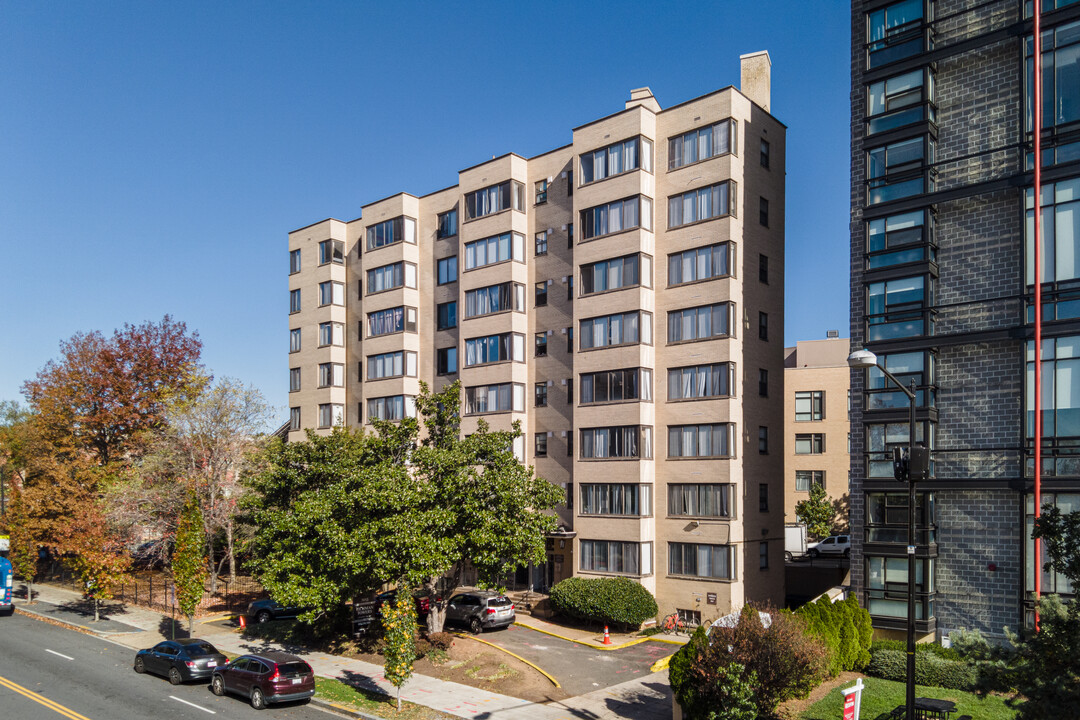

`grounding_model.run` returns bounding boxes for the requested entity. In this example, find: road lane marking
[169,695,217,714]
[45,649,74,661]
[0,674,93,720]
